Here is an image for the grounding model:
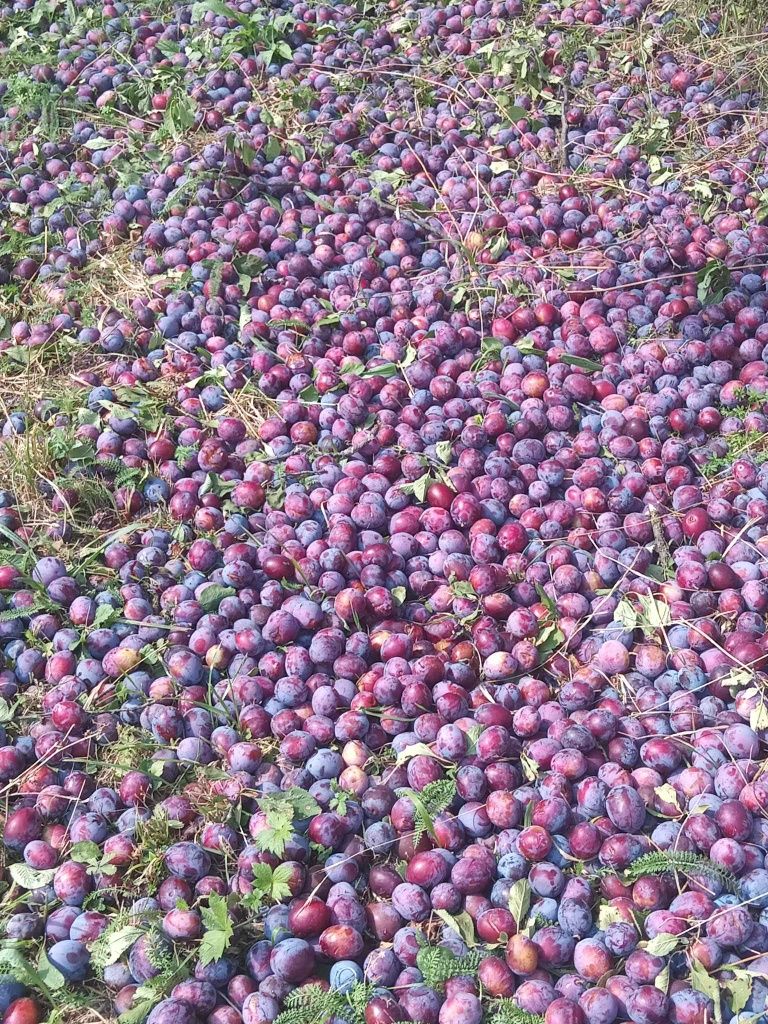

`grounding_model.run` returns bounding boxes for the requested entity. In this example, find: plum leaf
[508,878,531,930]
[436,909,476,947]
[199,584,236,612]
[9,864,56,889]
[724,968,753,1015]
[644,933,680,956]
[690,960,721,1022]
